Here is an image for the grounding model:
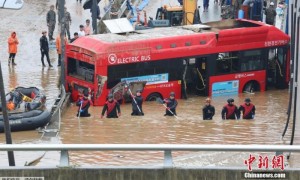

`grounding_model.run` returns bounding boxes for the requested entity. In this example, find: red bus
[65,19,290,106]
